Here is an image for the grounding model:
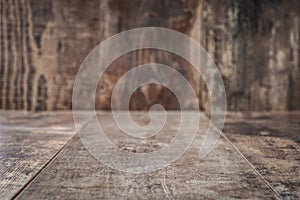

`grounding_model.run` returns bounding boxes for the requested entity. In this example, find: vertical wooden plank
[96,0,201,110]
[201,0,300,111]
[0,0,299,111]
[0,0,100,111]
